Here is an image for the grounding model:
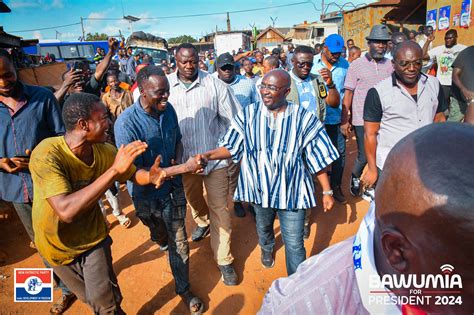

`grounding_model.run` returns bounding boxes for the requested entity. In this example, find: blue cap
[324,34,344,53]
